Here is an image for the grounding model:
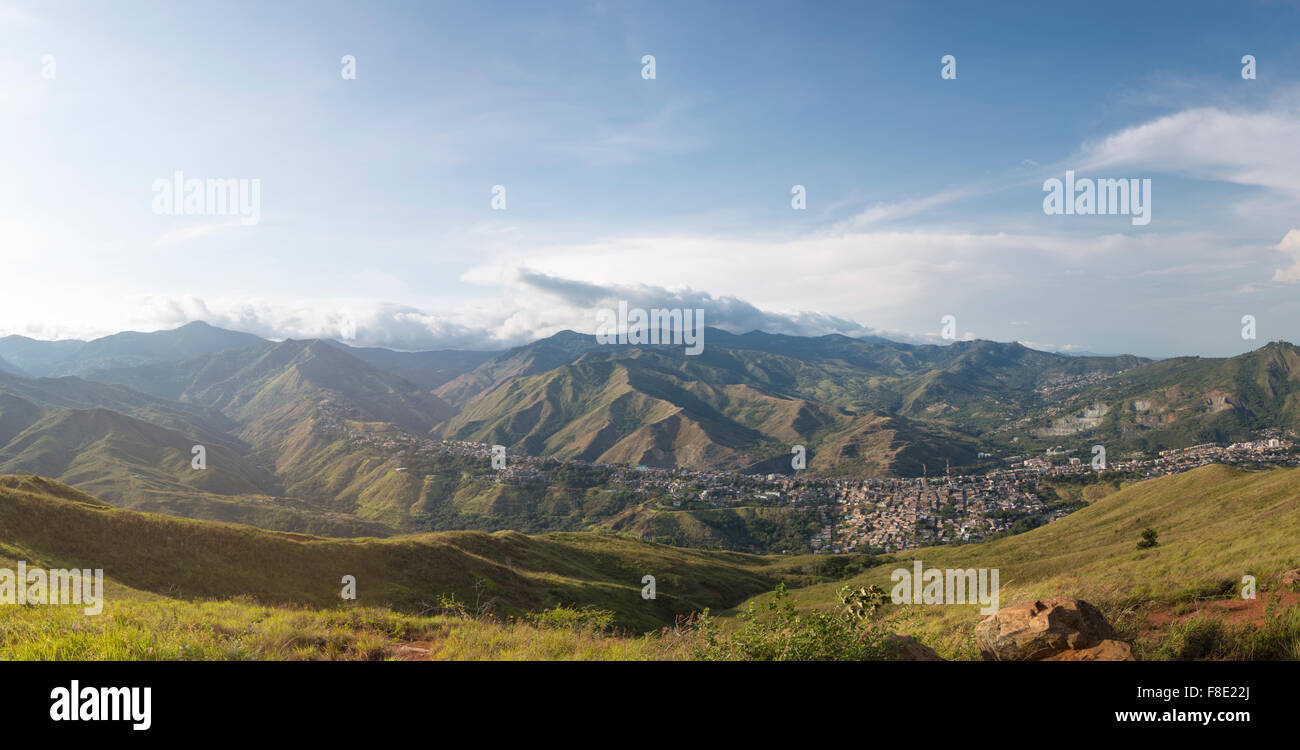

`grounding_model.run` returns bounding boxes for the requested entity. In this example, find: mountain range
[0,320,1296,544]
